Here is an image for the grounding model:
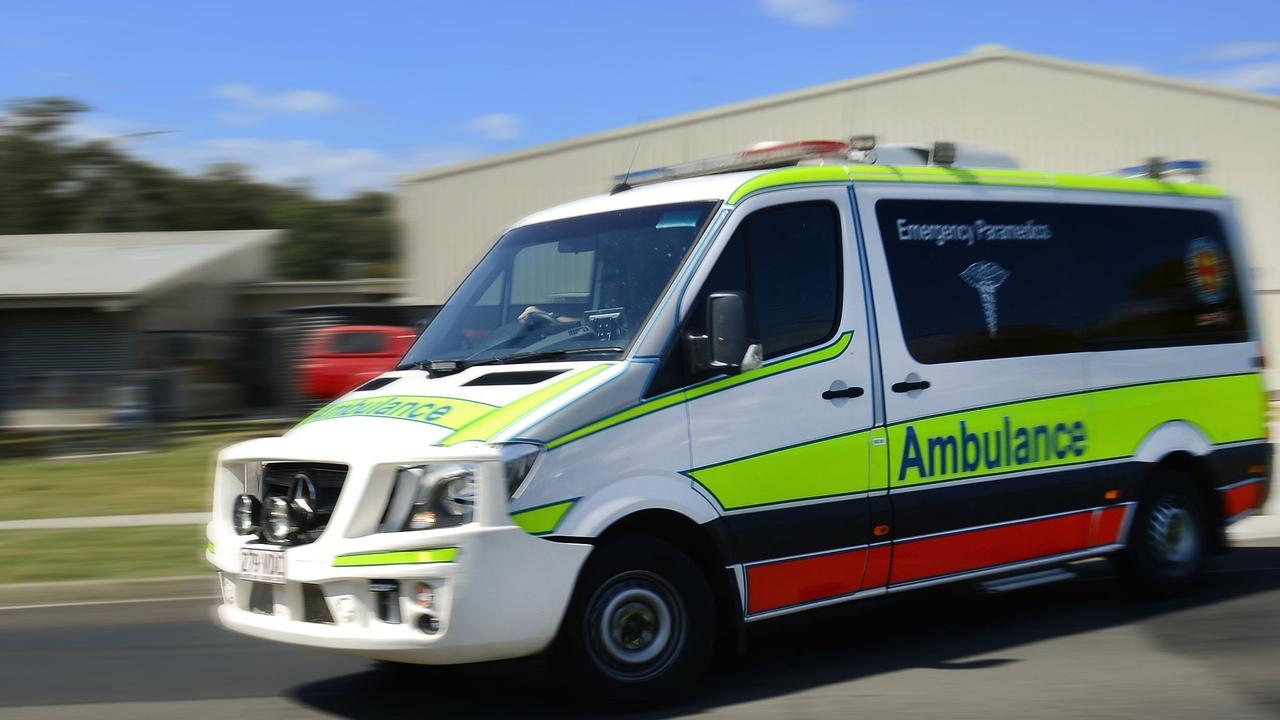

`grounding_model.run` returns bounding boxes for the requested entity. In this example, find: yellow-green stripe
[440,364,611,446]
[299,394,497,430]
[686,372,1264,509]
[332,547,459,567]
[727,165,1226,204]
[511,499,577,535]
[886,373,1265,487]
[688,431,870,509]
[548,332,853,449]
